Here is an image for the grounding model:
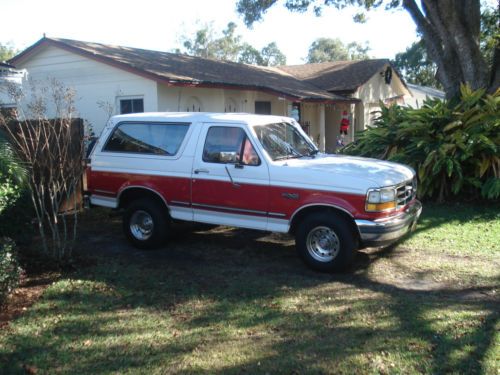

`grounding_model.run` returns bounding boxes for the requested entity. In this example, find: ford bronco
[85,112,422,271]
